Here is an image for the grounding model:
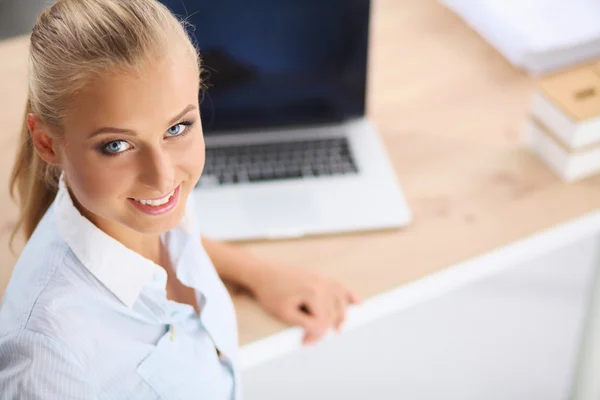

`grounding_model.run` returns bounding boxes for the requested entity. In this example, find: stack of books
[524,61,600,181]
[440,0,600,74]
